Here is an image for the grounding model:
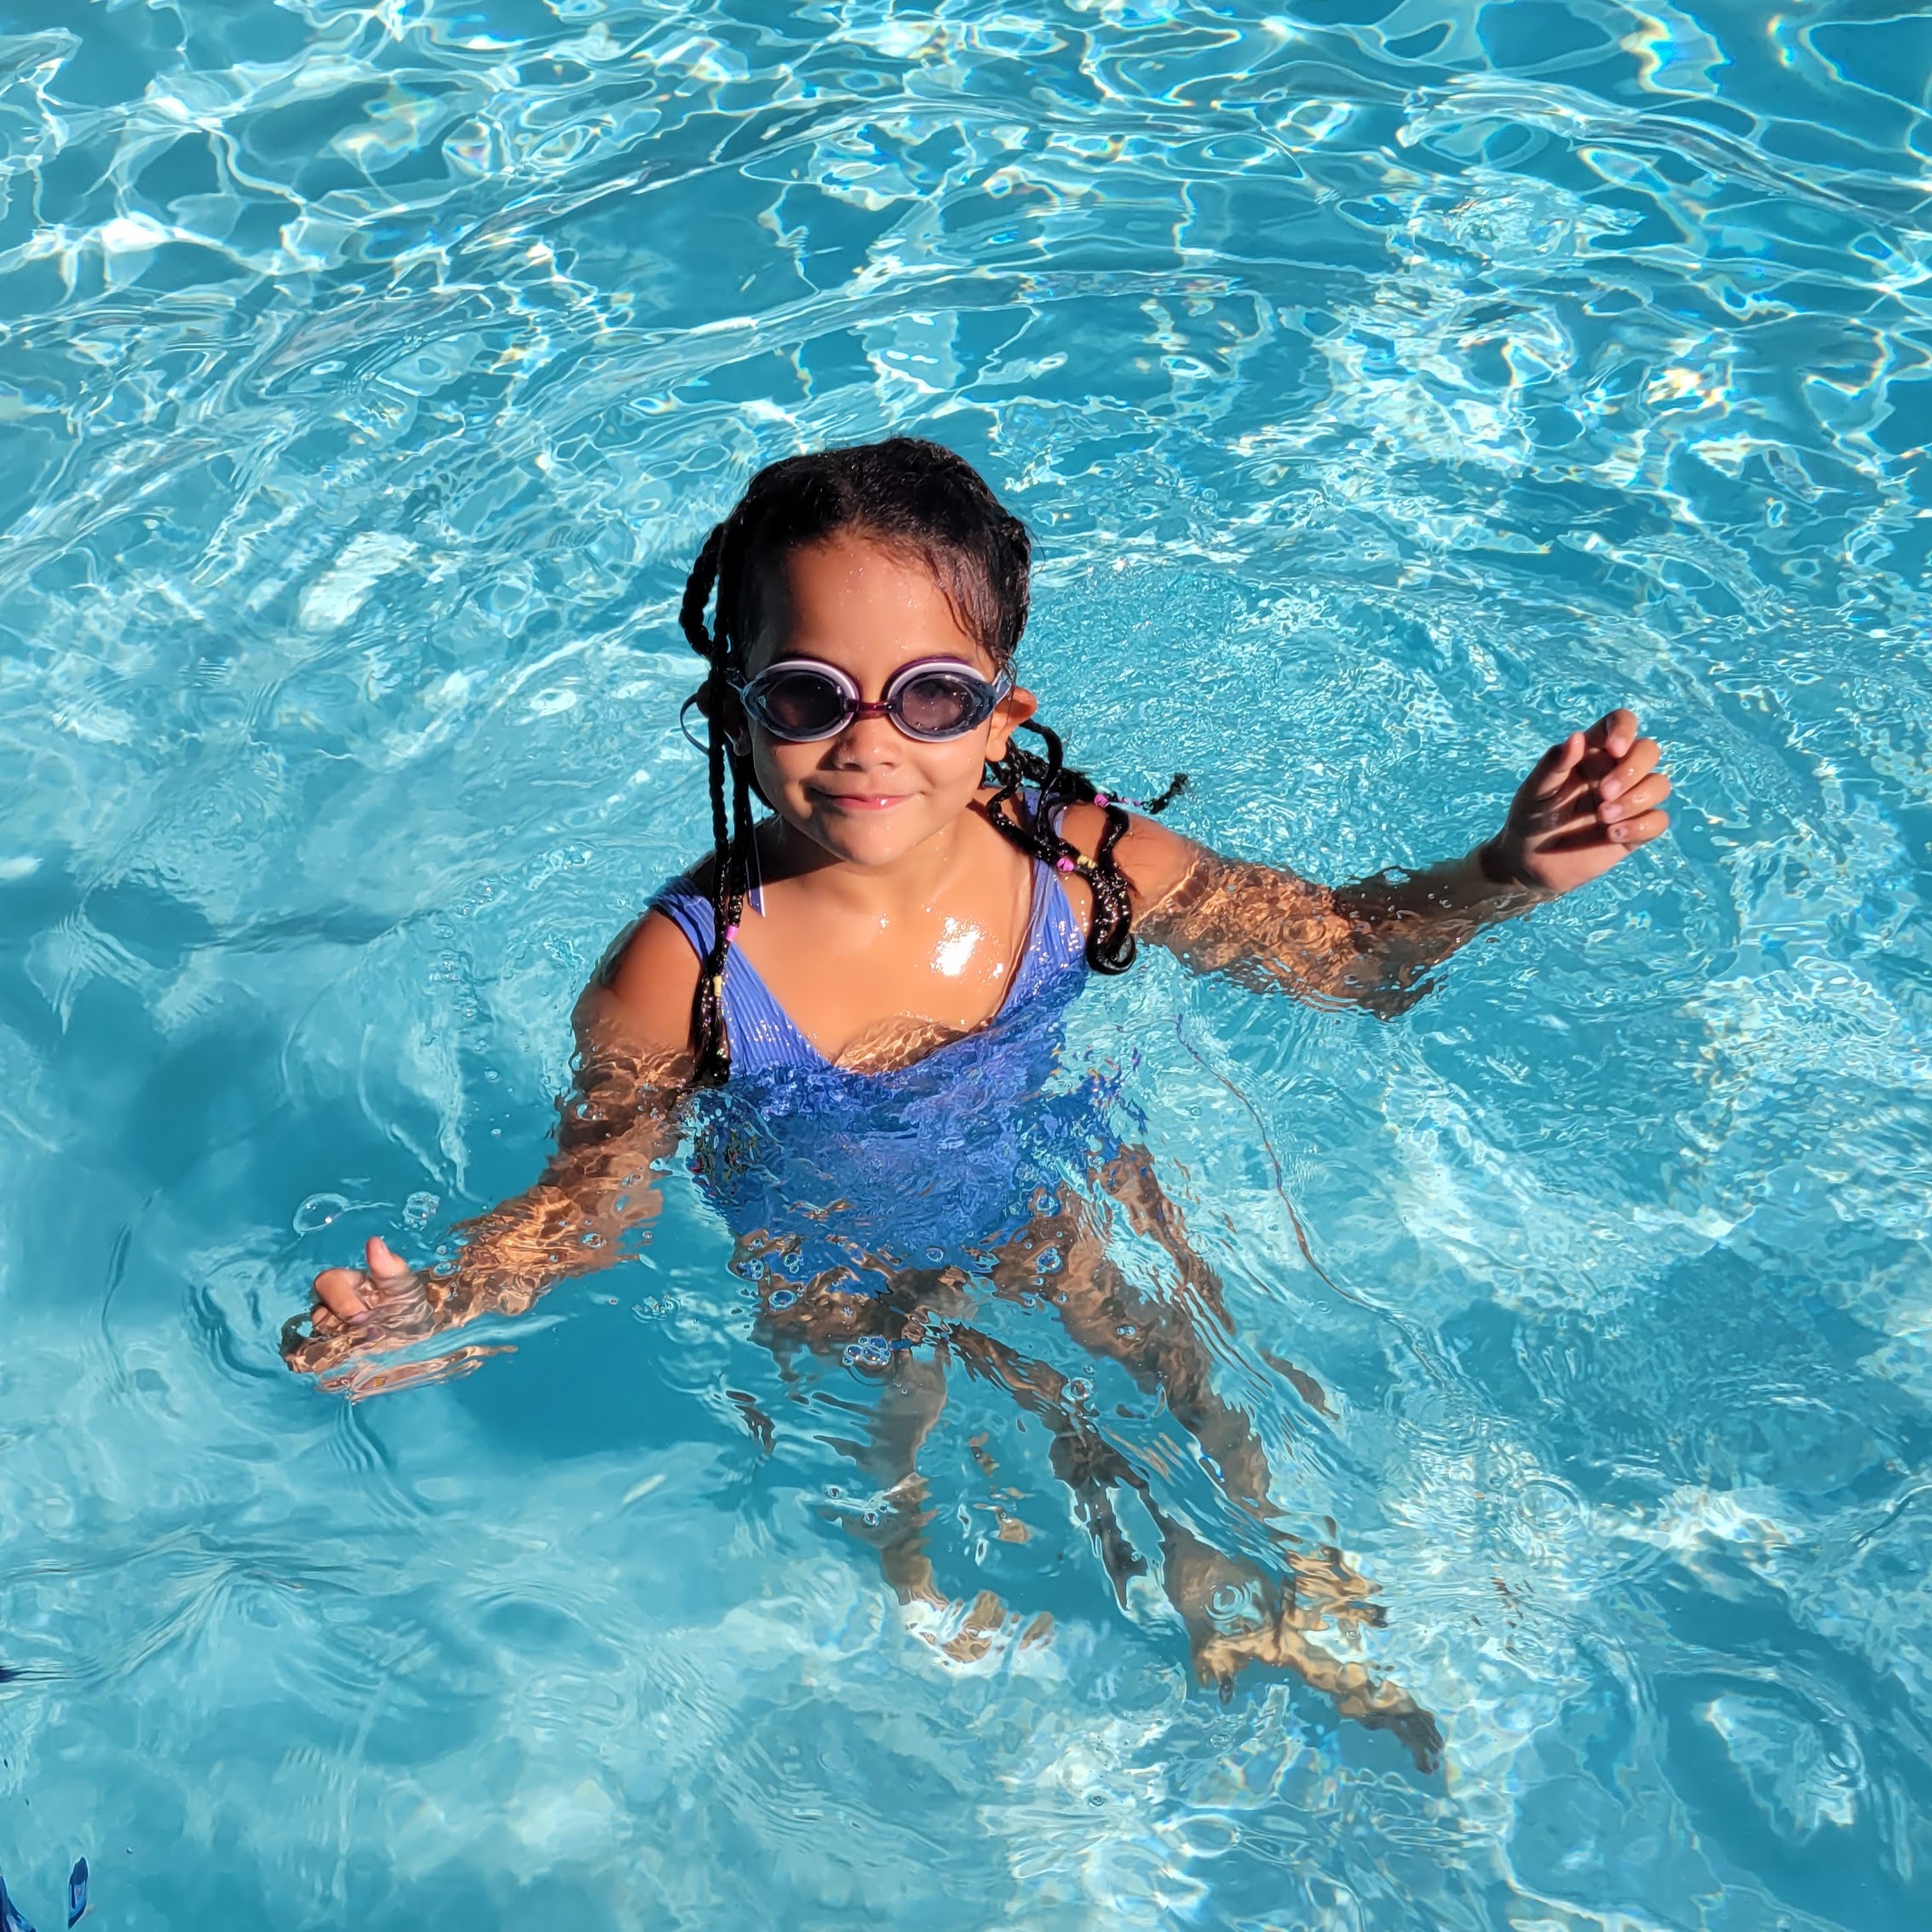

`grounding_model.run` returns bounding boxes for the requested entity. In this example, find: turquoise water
[3,0,1931,1923]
